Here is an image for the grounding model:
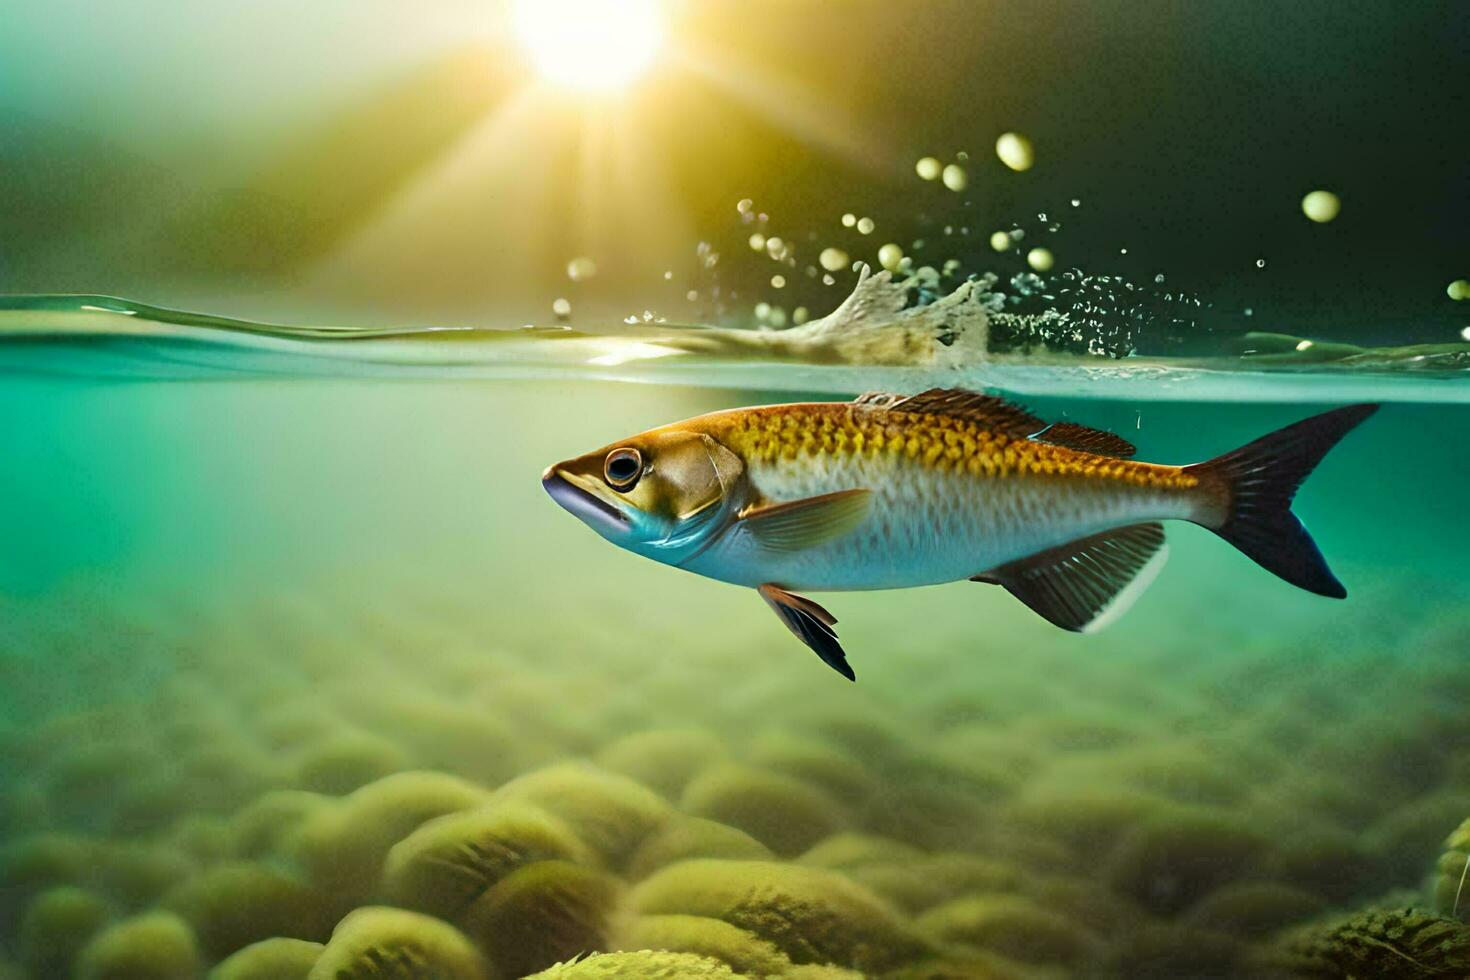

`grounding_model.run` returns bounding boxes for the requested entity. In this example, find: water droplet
[995,131,1034,171]
[1301,189,1340,223]
[819,247,850,272]
[566,256,598,282]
